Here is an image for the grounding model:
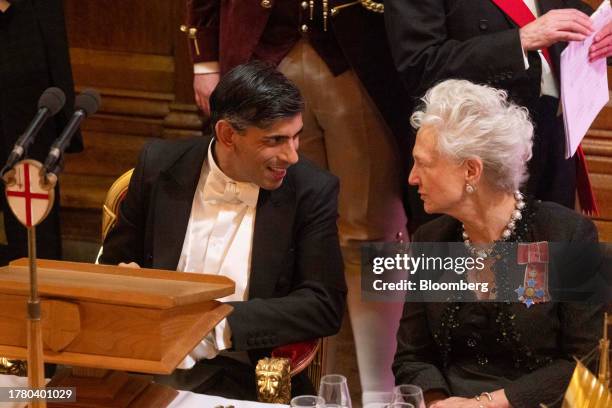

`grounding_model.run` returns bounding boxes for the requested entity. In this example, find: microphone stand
[27,222,46,408]
[2,162,56,408]
[1,87,96,407]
